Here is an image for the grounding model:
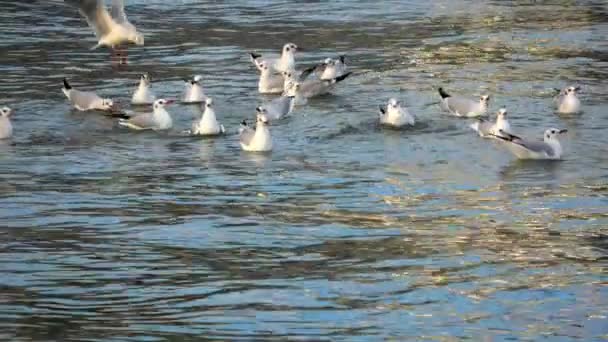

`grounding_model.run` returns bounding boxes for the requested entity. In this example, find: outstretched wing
[68,0,114,38]
[111,0,128,23]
